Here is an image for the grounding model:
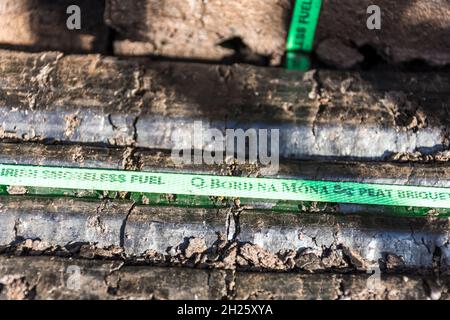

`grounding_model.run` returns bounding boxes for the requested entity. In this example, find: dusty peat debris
[0,0,449,303]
